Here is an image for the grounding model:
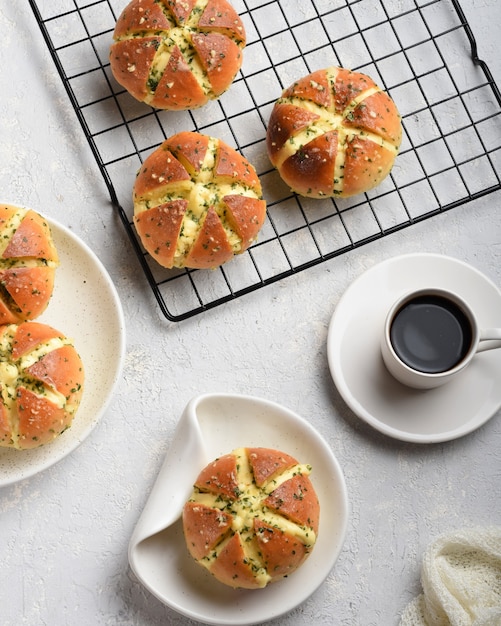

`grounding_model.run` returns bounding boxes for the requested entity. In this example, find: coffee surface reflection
[389,294,473,374]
